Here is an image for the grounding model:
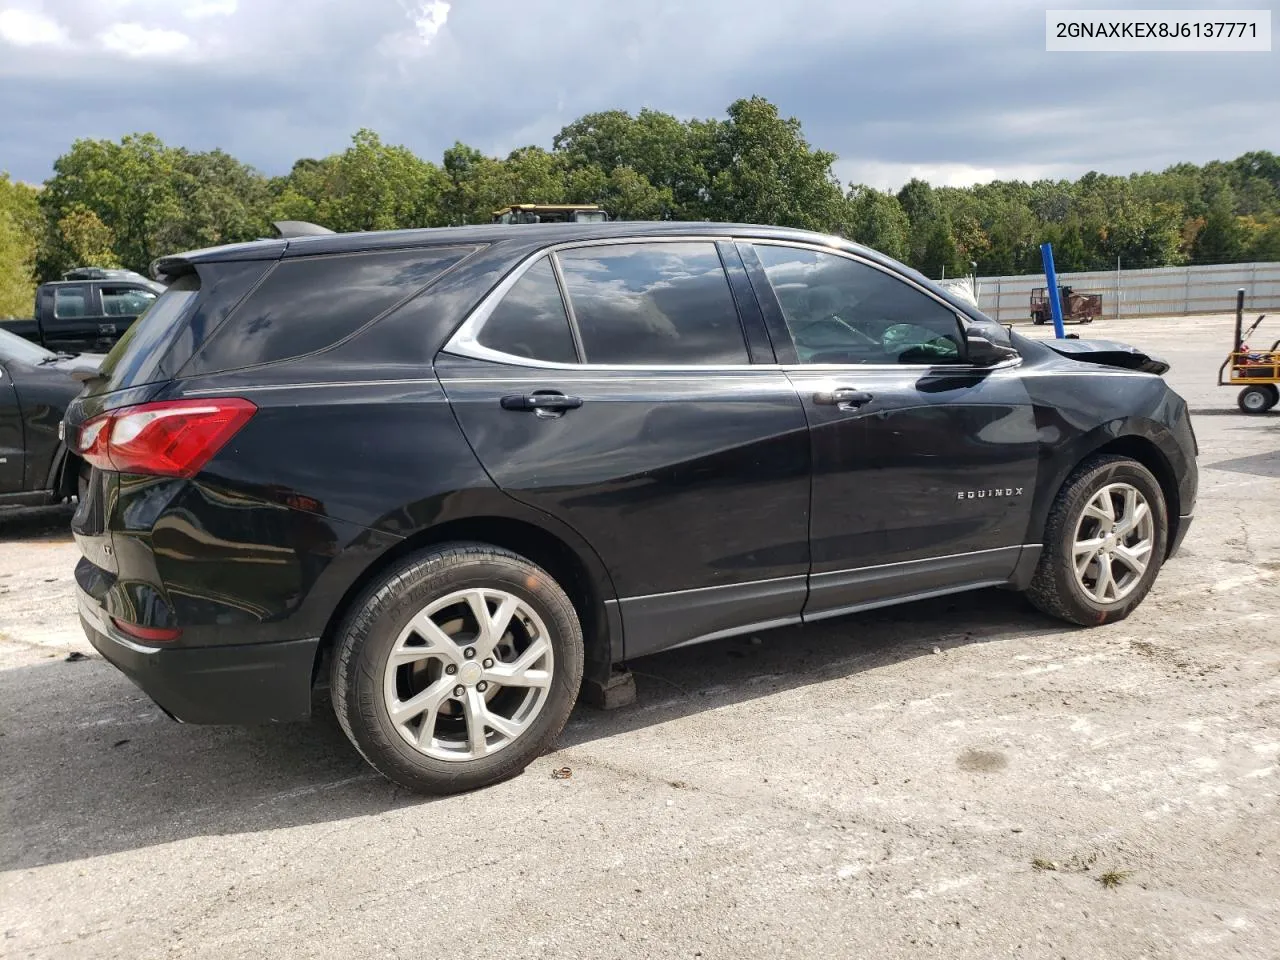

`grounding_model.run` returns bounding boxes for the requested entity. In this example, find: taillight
[112,618,182,643]
[76,398,257,479]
